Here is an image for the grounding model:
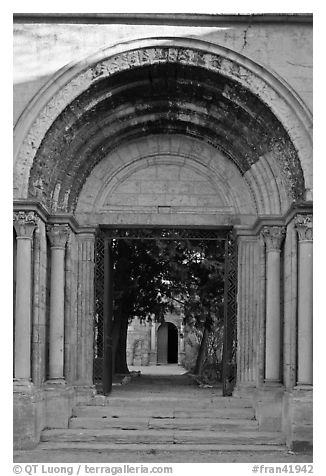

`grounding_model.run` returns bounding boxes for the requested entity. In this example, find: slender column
[13,211,37,381]
[294,214,313,386]
[261,226,286,383]
[47,224,70,381]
